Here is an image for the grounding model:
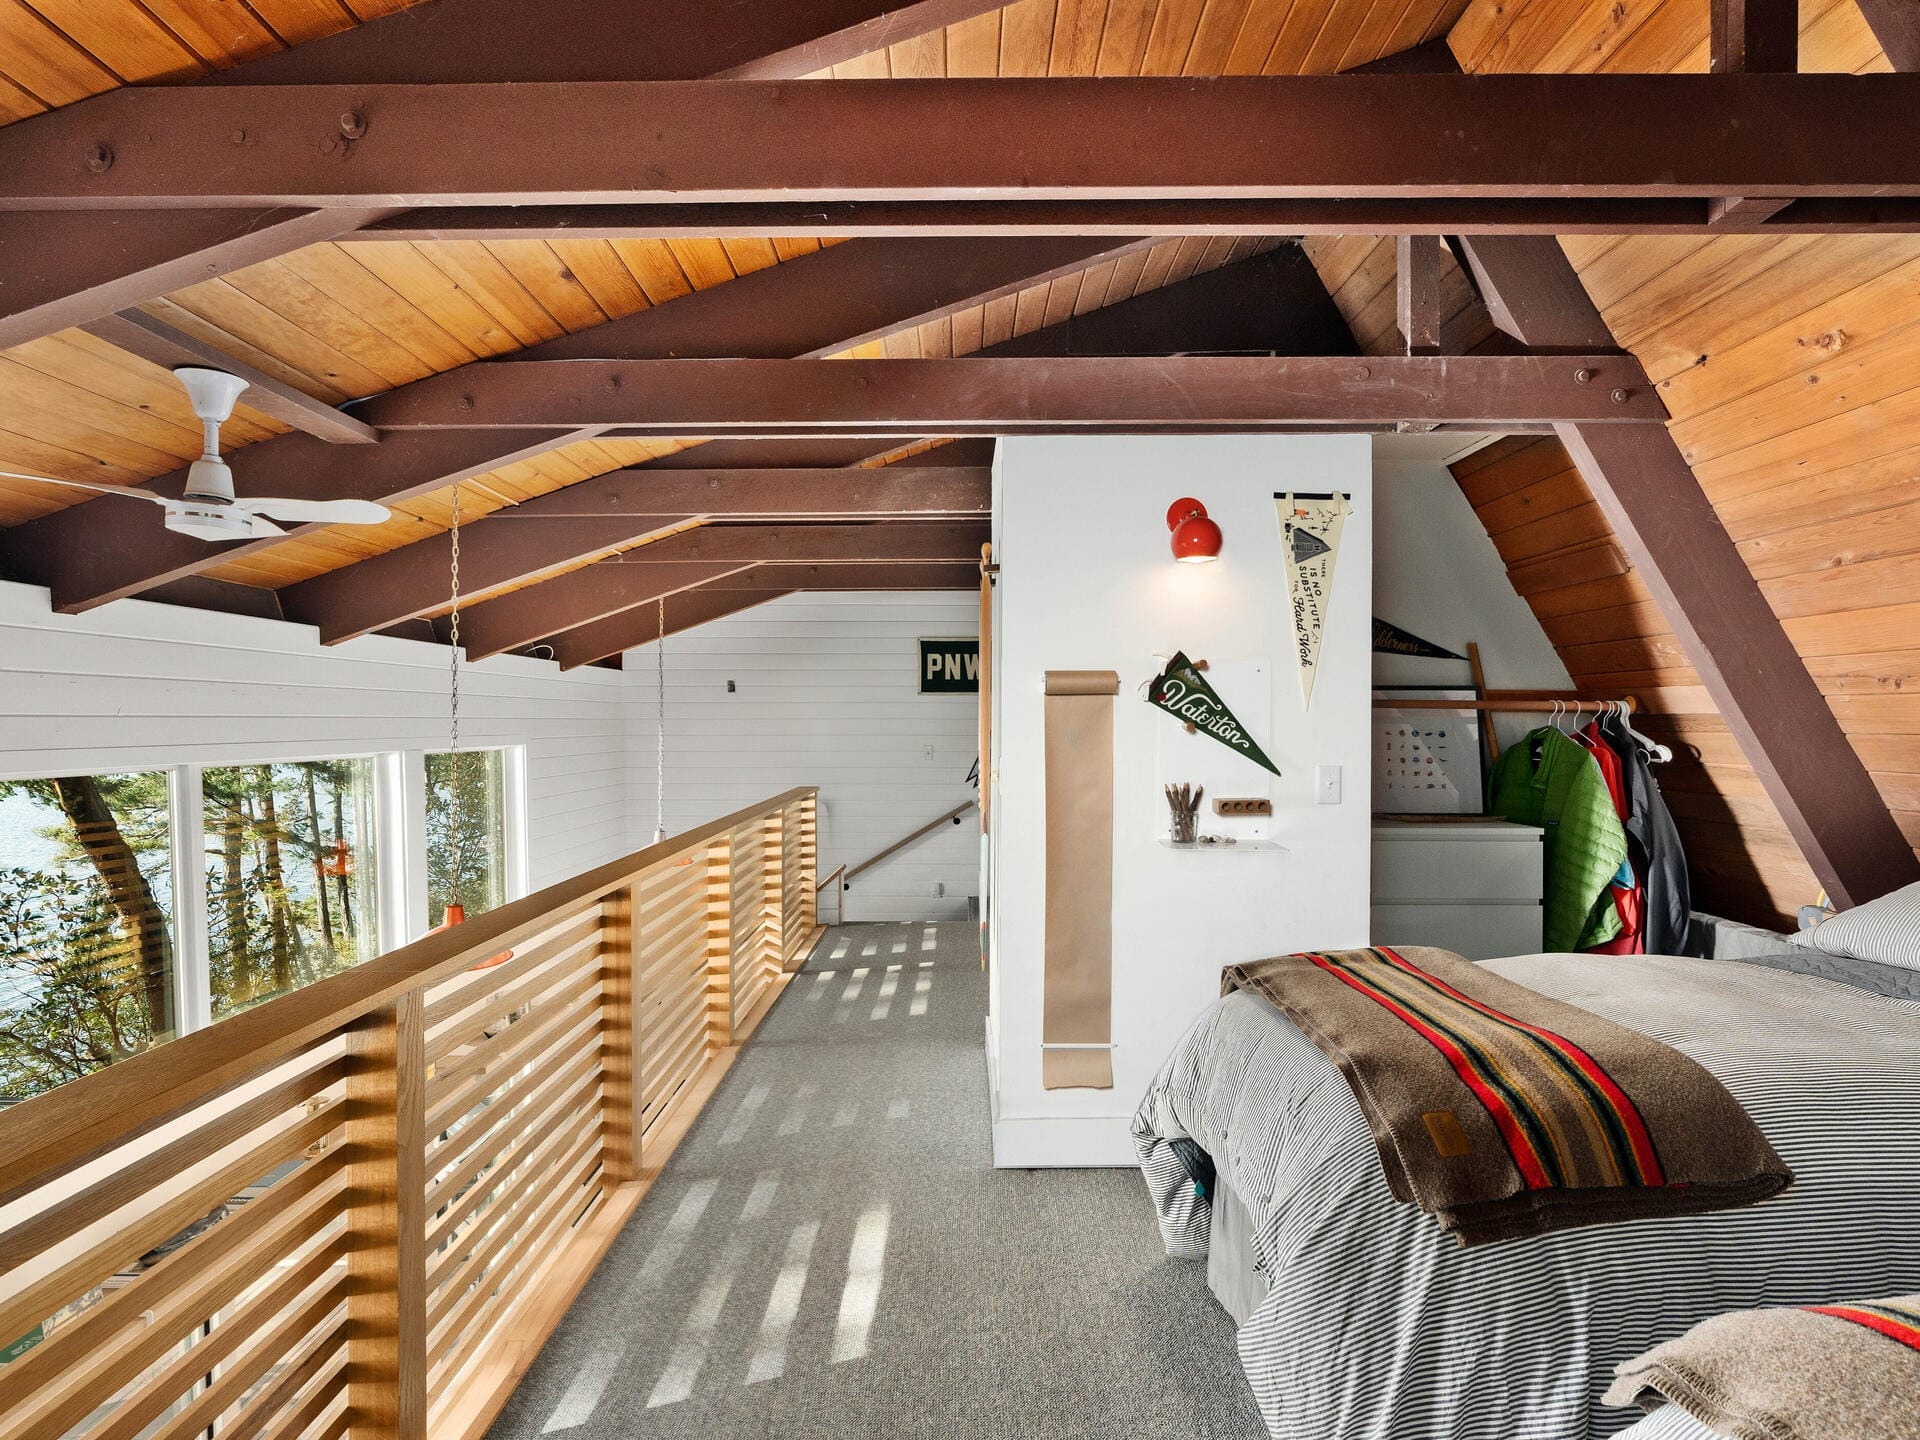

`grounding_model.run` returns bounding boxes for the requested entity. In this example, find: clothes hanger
[1622,700,1673,764]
